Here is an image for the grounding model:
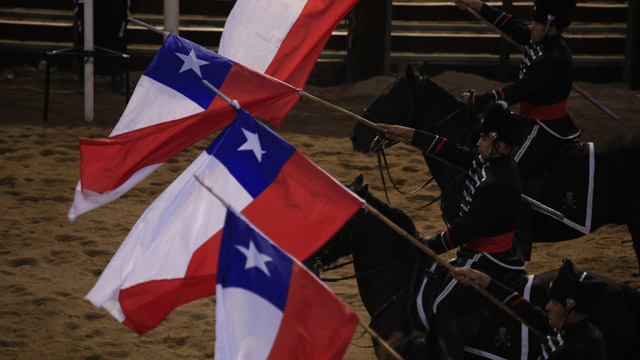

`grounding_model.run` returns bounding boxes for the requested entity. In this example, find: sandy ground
[1,67,639,359]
